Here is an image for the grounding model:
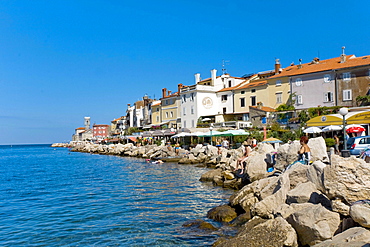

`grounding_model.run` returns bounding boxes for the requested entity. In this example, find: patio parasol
[303,127,322,134]
[262,137,283,143]
[321,125,342,132]
[346,125,365,133]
